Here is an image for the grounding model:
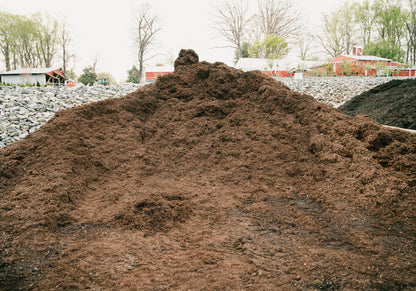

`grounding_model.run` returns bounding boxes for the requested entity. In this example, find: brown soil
[1,49,416,290]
